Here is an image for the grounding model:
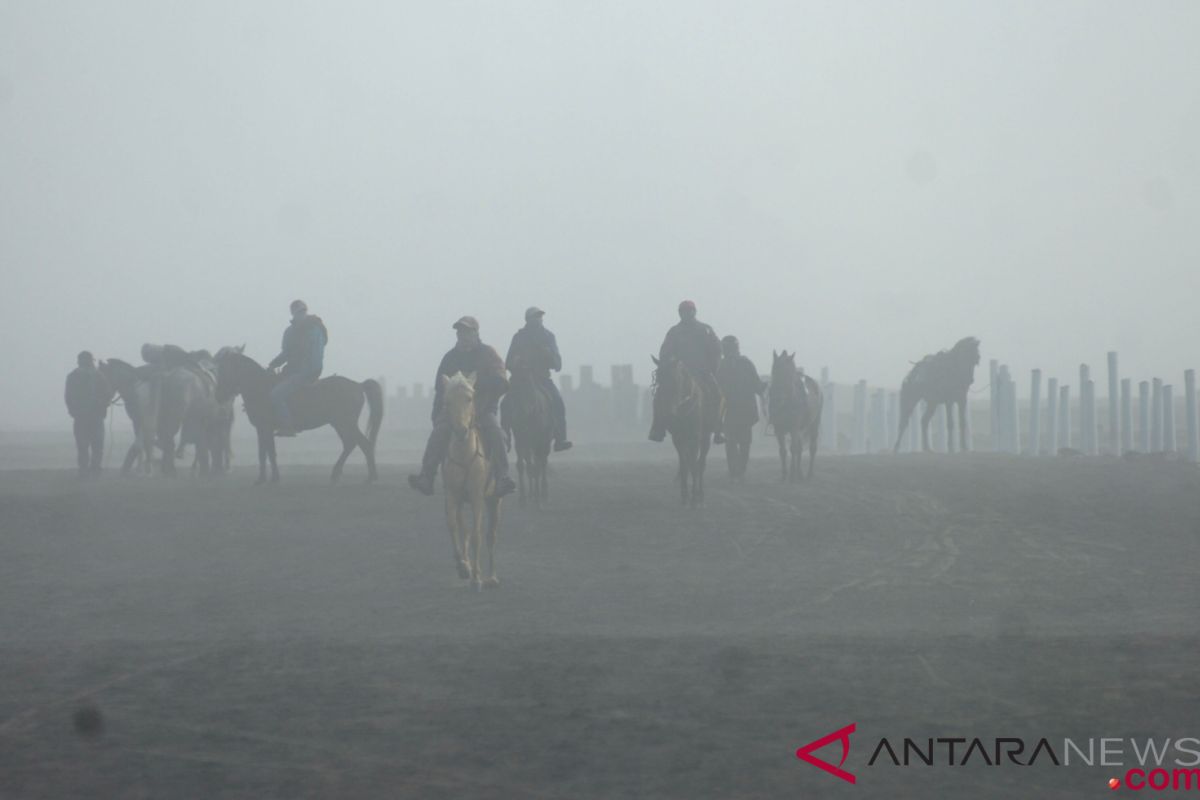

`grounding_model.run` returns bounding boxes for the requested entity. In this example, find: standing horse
[506,366,554,509]
[768,350,823,482]
[893,337,981,453]
[98,358,156,475]
[651,356,715,507]
[440,372,501,590]
[155,362,225,476]
[214,348,383,484]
